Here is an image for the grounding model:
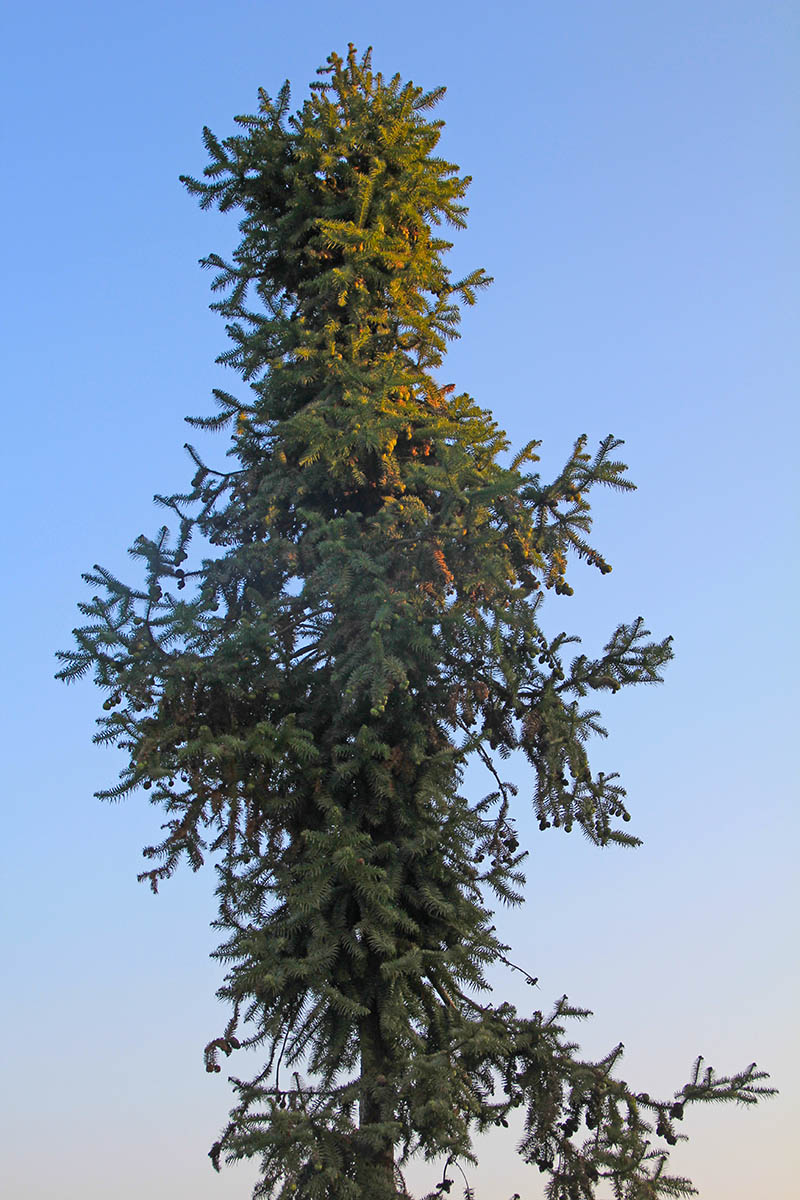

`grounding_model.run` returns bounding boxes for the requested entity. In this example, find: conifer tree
[58,46,772,1200]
